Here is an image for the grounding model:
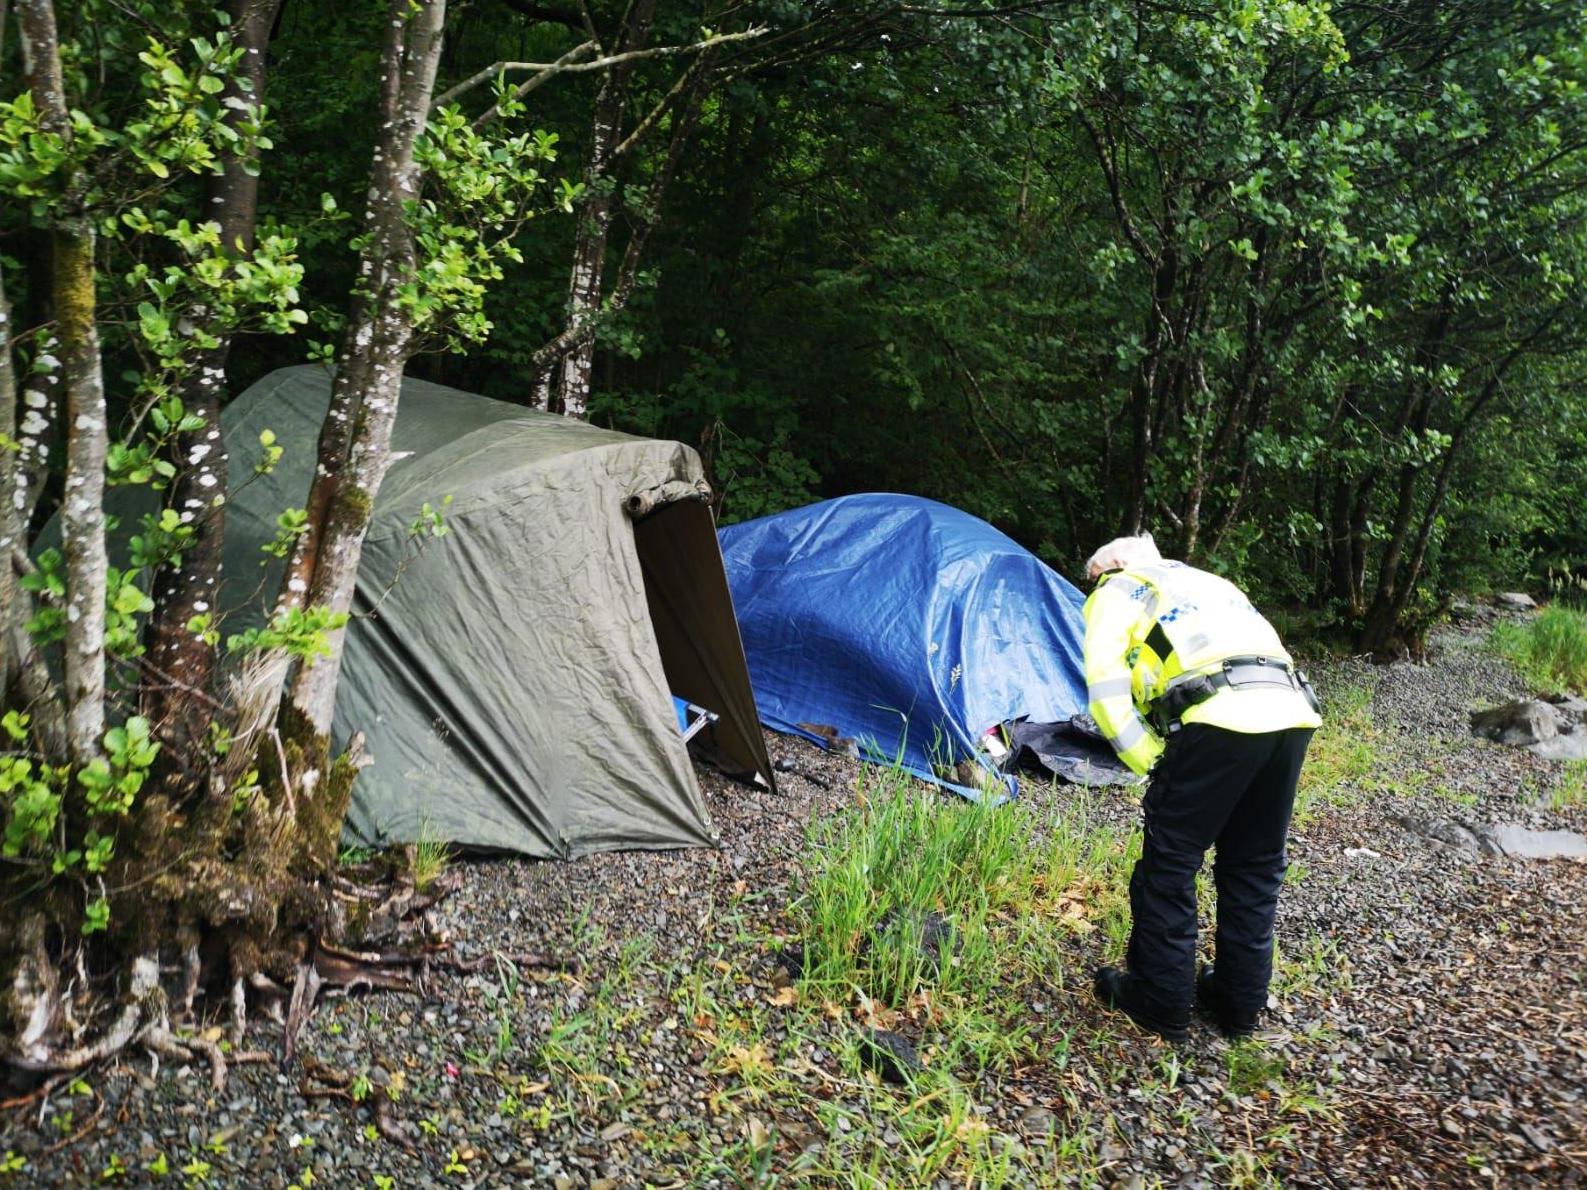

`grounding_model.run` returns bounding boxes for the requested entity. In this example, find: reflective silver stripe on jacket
[1108,717,1149,753]
[1087,677,1133,702]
